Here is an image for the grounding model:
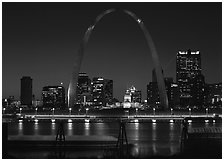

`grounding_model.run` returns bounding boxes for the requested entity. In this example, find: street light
[35,108,38,116]
[206,108,208,117]
[86,108,89,116]
[3,108,5,114]
[153,108,155,116]
[170,108,173,116]
[69,108,72,116]
[136,108,138,117]
[52,108,55,117]
[189,108,191,117]
[20,108,22,115]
